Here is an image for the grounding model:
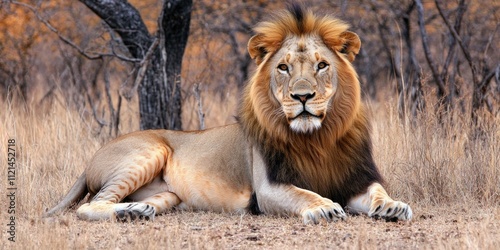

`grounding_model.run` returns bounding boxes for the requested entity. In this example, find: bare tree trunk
[159,0,191,130]
[402,2,425,118]
[79,0,192,130]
